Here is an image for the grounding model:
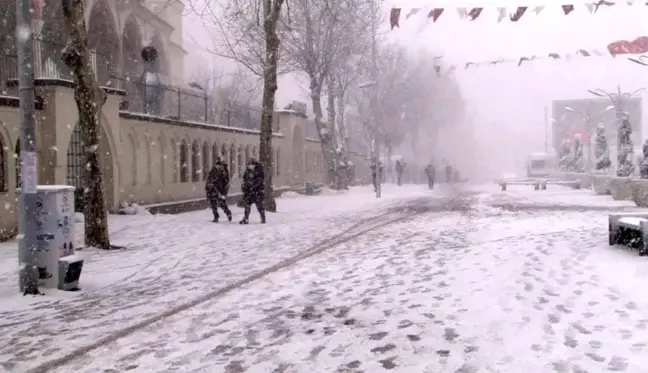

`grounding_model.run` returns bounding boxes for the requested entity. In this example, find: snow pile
[117,202,151,216]
[319,187,347,196]
[279,191,301,198]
